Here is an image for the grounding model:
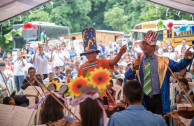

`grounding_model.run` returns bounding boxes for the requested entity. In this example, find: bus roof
[13,22,69,28]
[132,19,194,32]
[134,19,194,27]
